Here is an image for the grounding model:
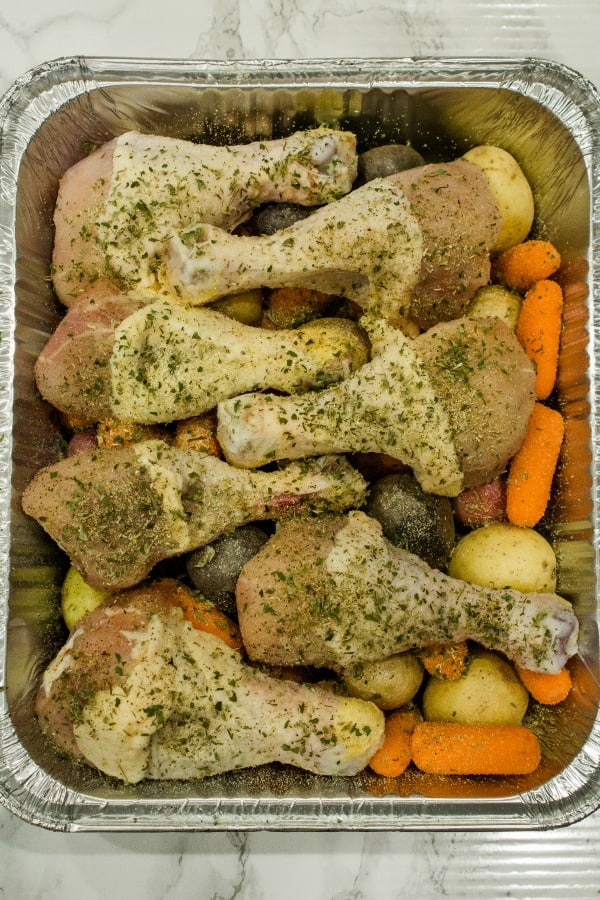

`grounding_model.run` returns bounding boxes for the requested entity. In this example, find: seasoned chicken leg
[165,159,500,327]
[218,316,536,496]
[236,512,579,674]
[52,128,357,306]
[21,440,367,591]
[34,297,369,424]
[36,580,384,782]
